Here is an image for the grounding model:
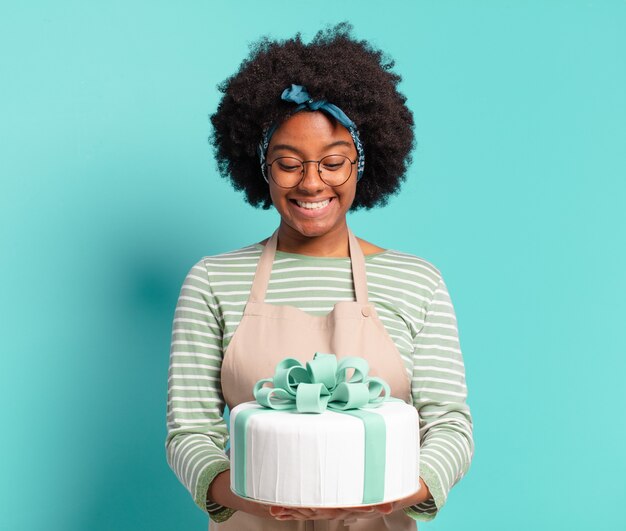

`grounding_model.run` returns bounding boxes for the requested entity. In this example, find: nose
[298,161,325,191]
